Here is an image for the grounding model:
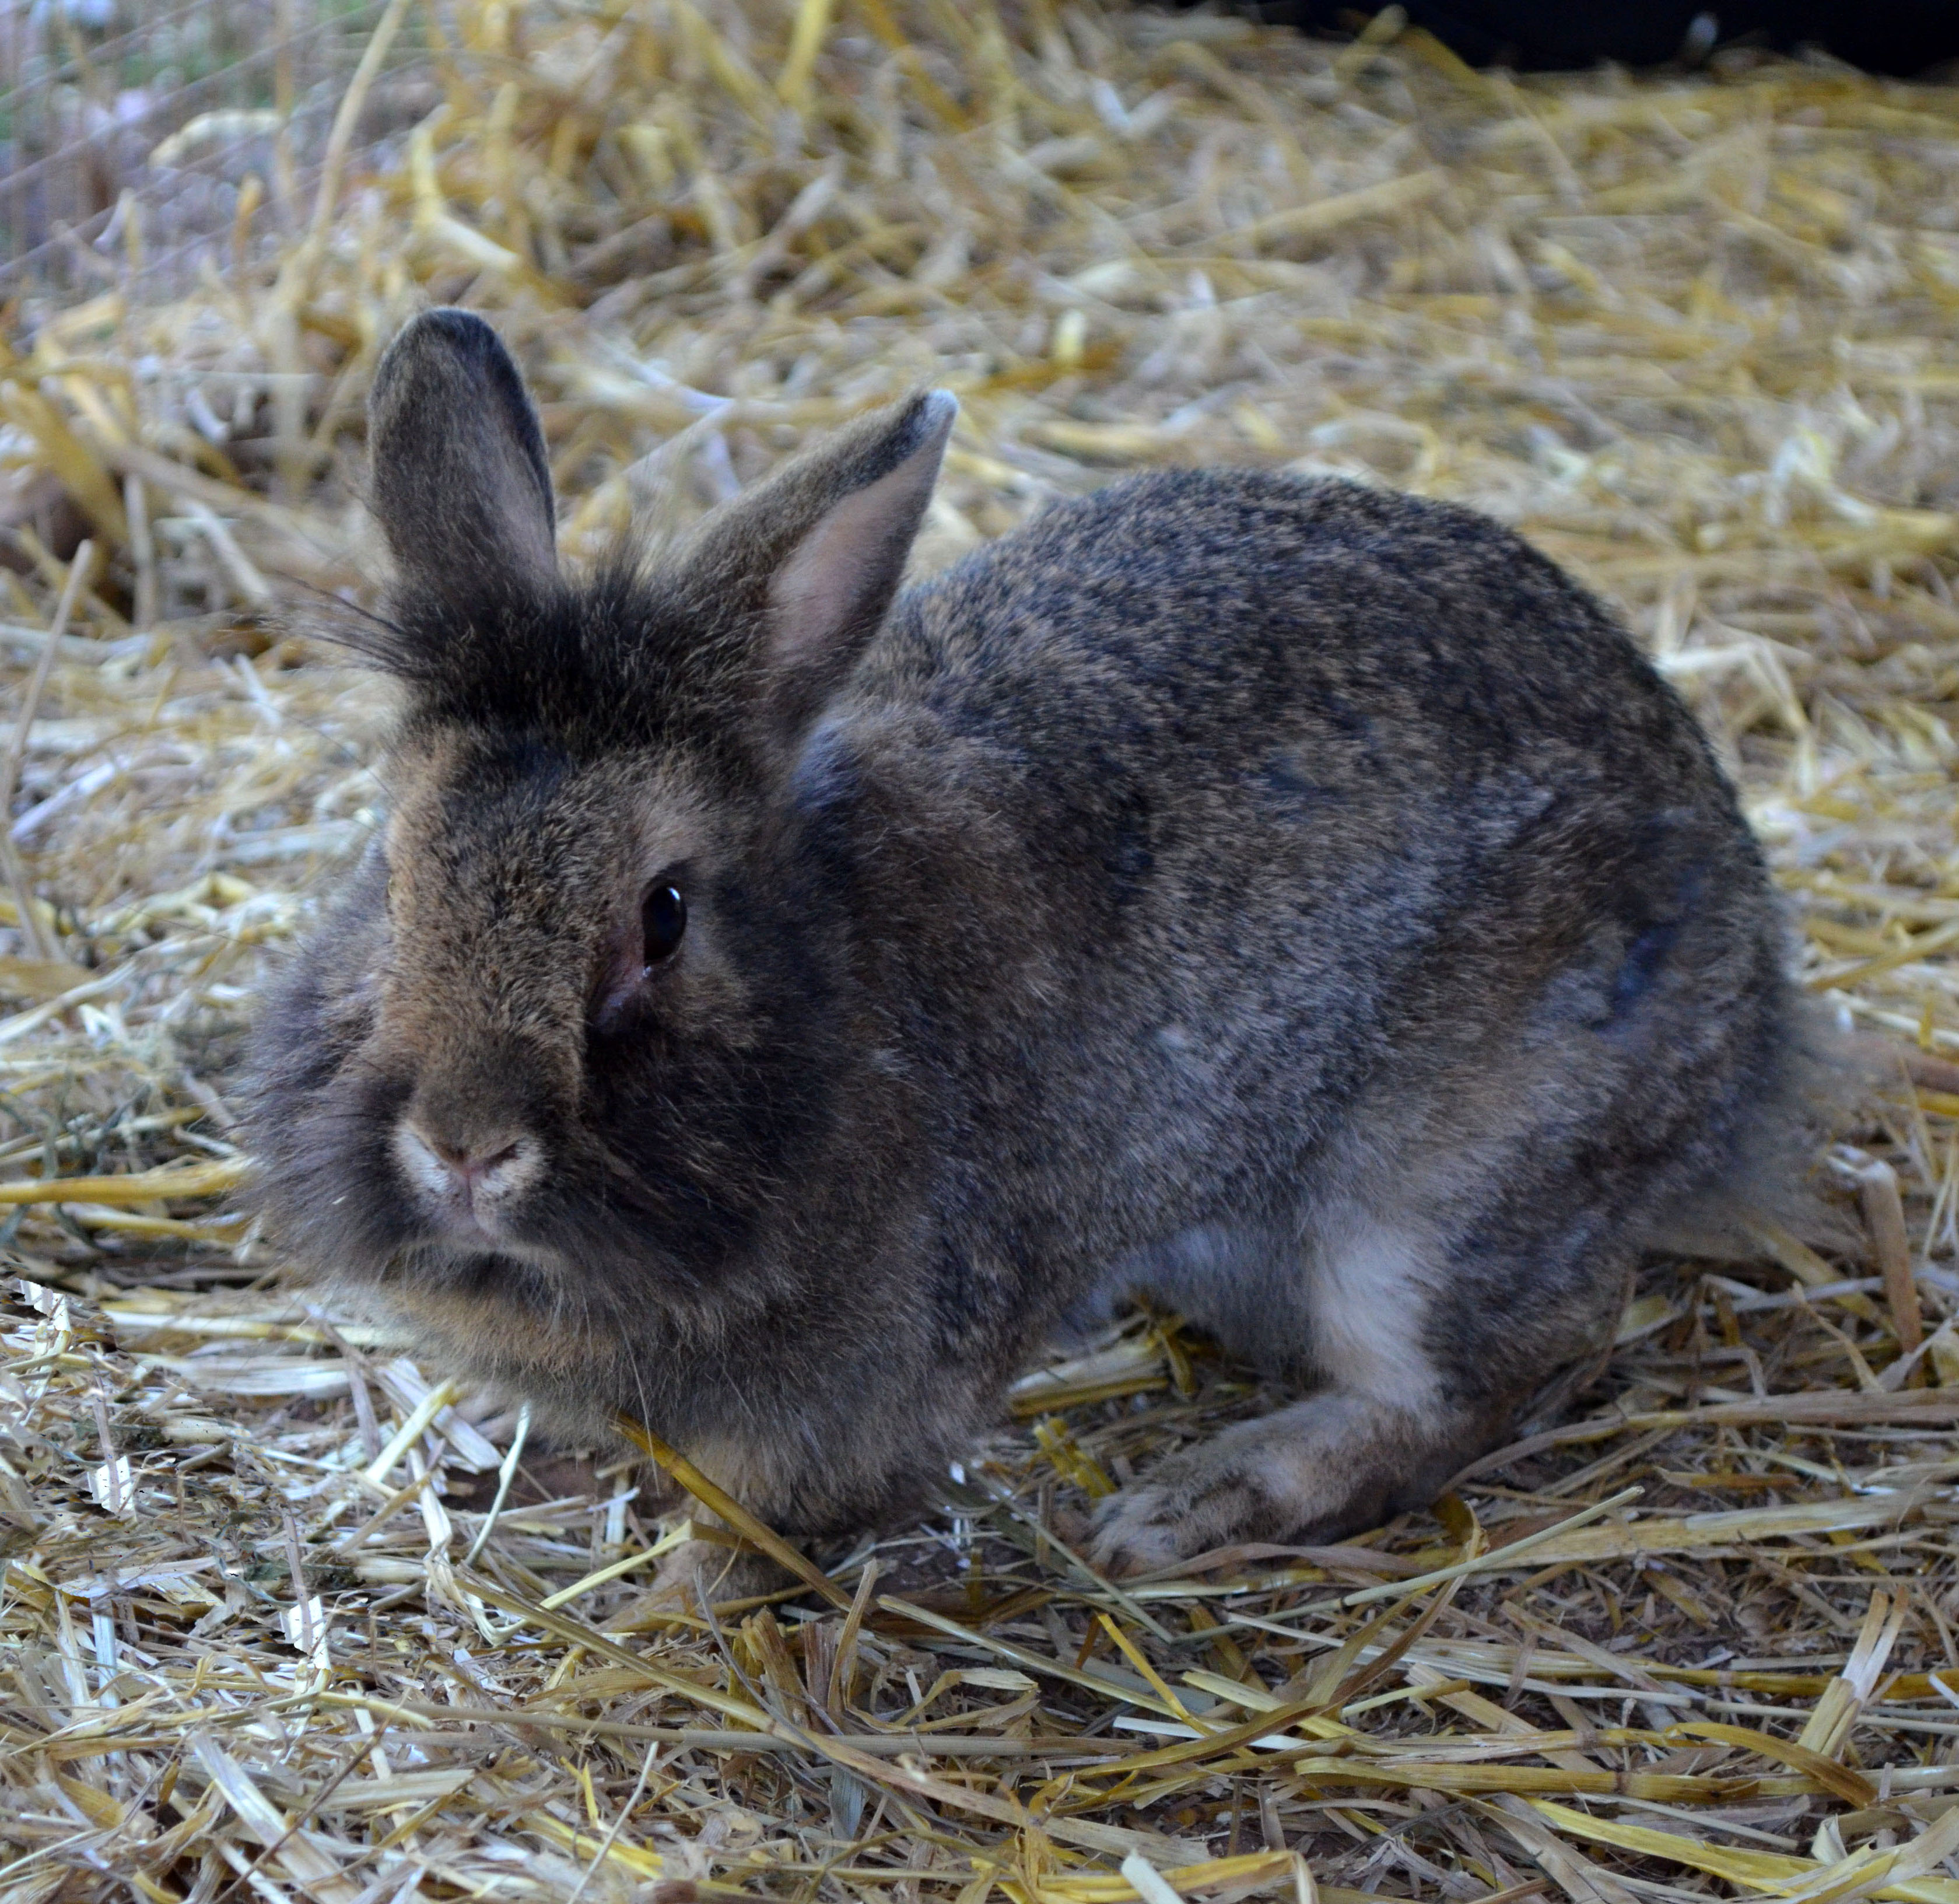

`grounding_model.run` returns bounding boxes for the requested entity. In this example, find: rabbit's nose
[392,1117,542,1226]
[444,1137,519,1188]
